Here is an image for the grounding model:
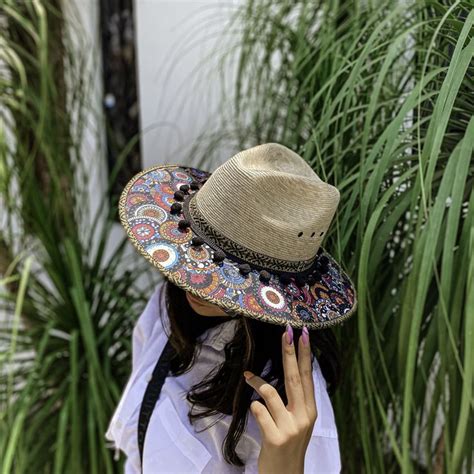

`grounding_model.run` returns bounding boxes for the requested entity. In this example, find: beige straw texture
[195,143,340,262]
